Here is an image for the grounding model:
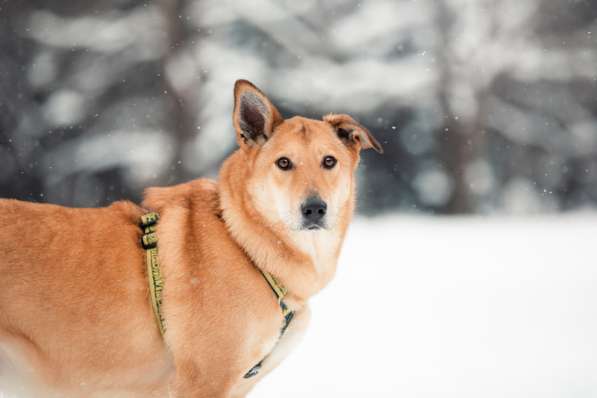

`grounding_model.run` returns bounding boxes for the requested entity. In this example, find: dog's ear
[323,113,383,154]
[233,79,283,148]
